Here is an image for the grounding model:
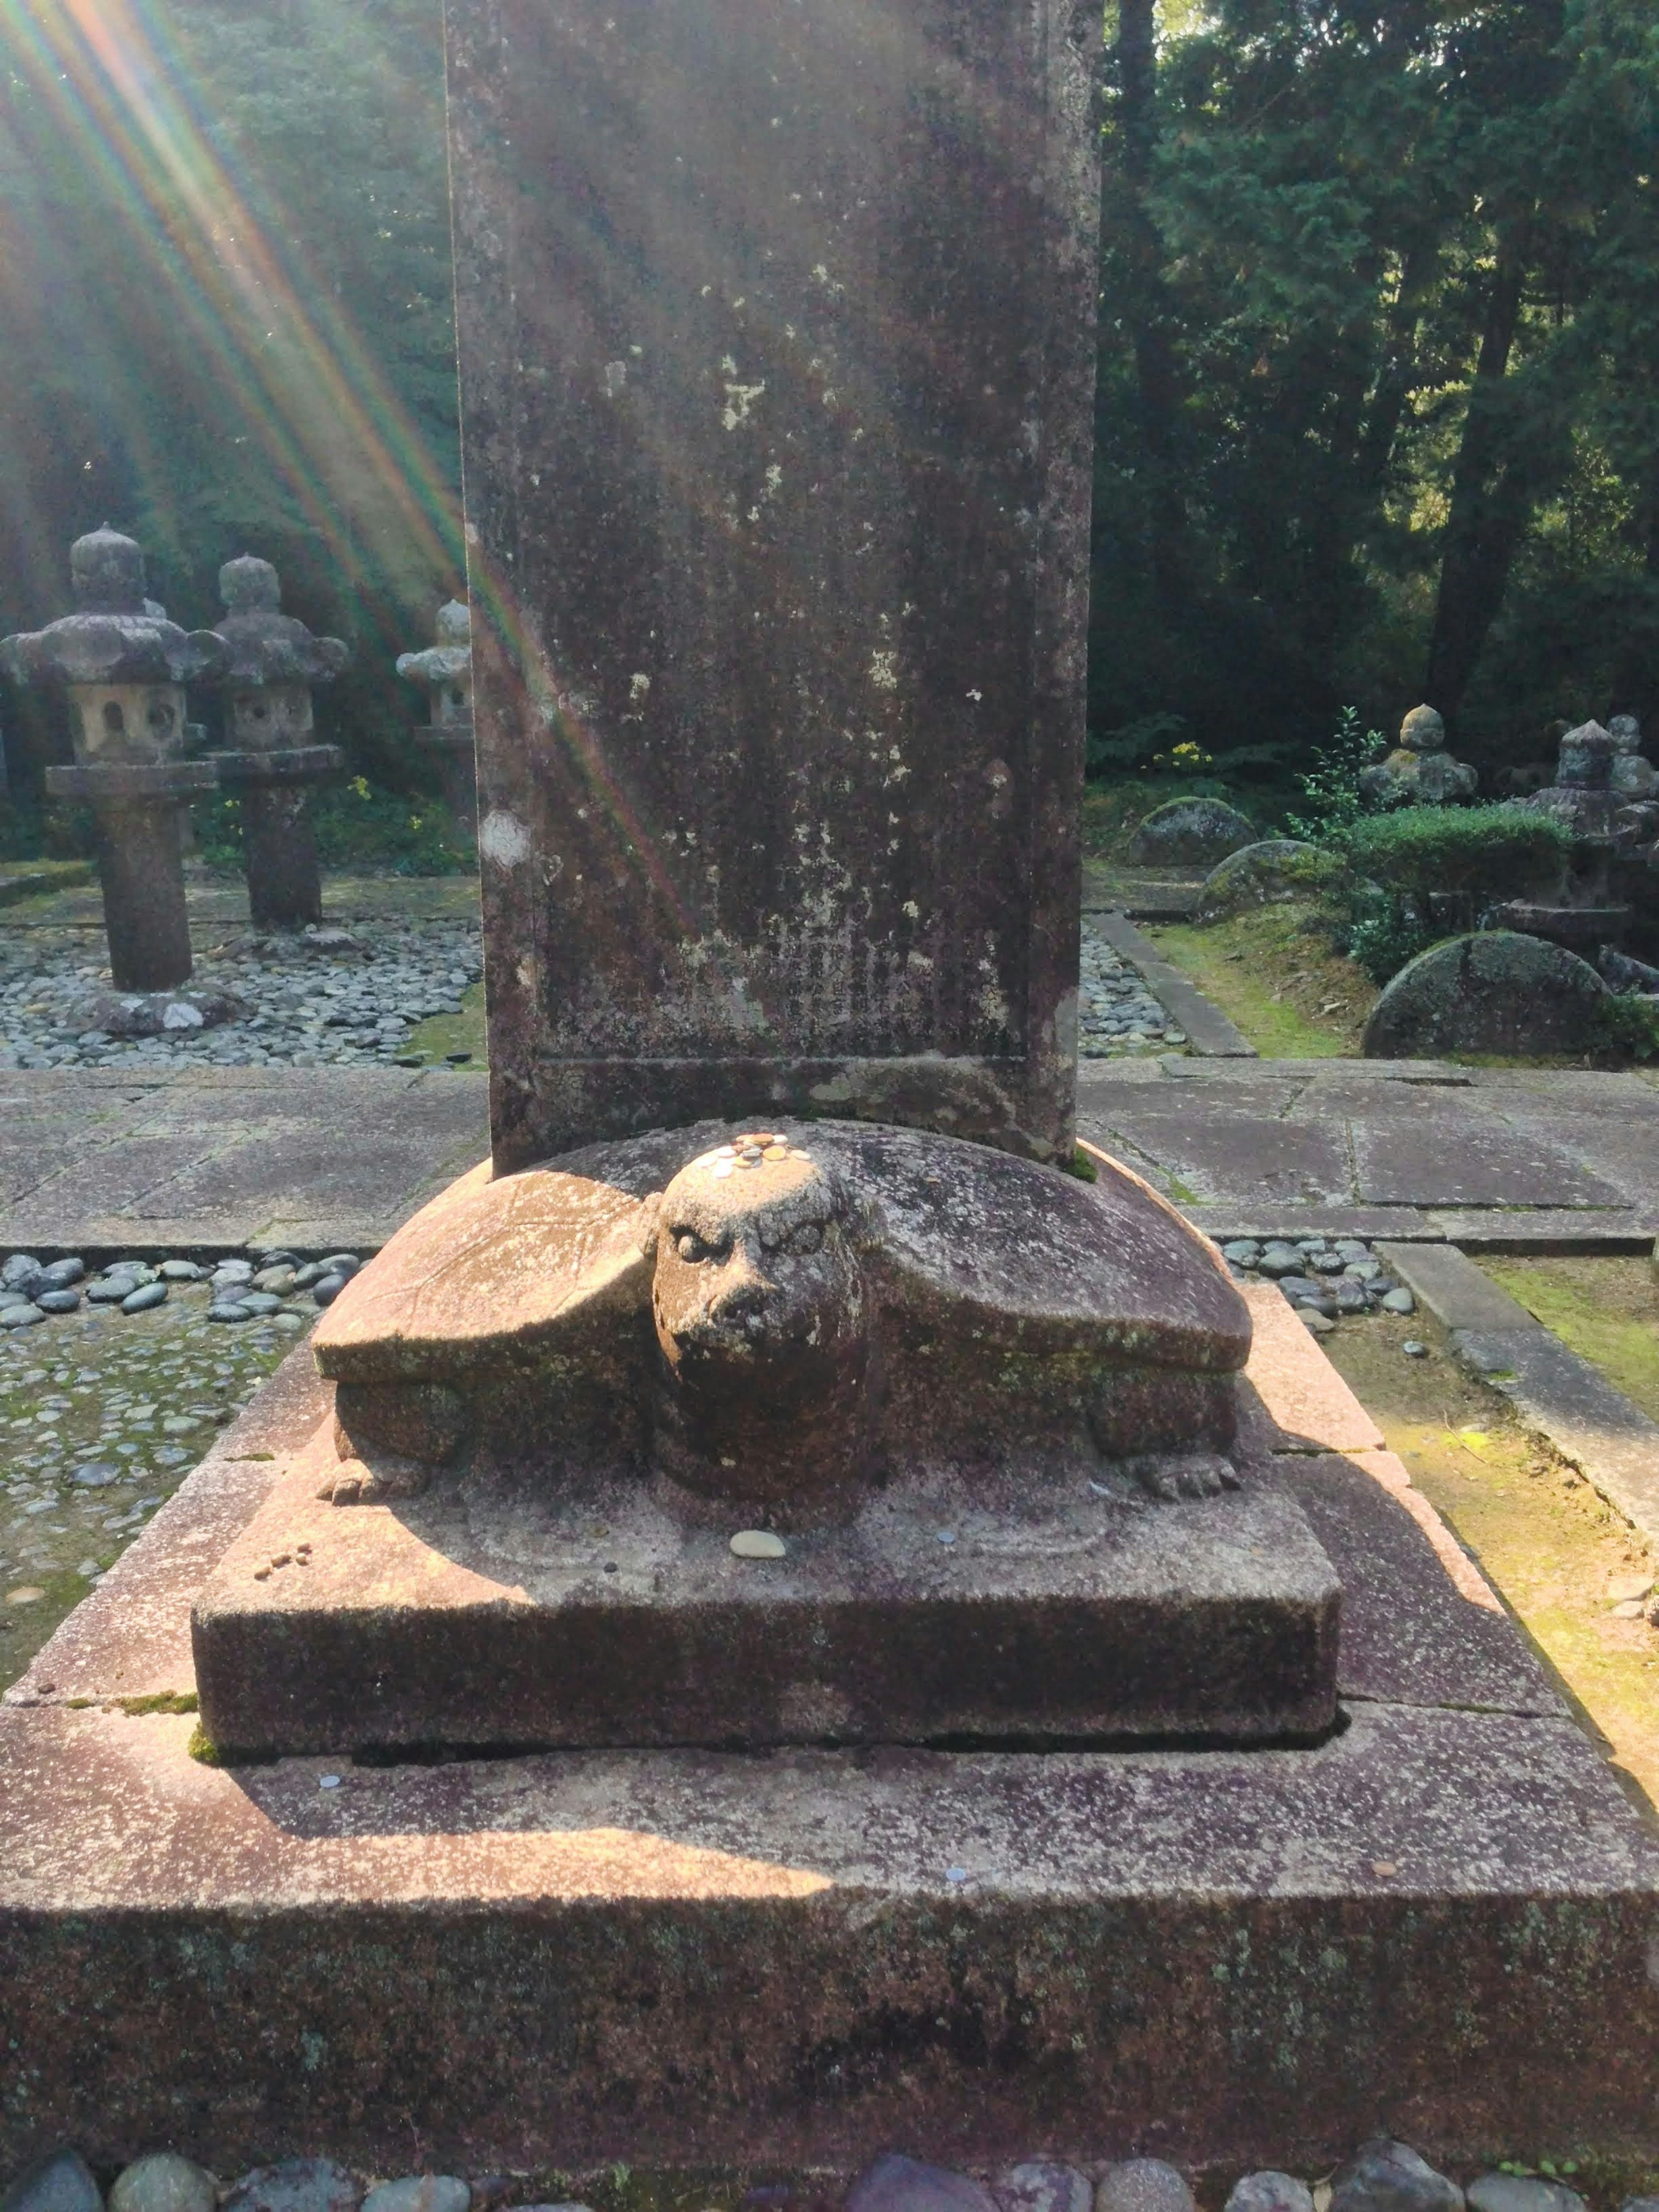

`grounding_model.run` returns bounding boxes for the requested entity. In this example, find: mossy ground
[1324,1310,1659,1813]
[1475,1254,1659,1426]
[402,978,488,1067]
[1145,903,1376,1057]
